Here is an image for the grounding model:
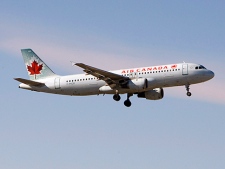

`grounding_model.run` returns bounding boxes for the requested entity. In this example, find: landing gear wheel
[113,94,121,101]
[124,99,131,107]
[187,92,192,97]
[123,93,133,107]
[185,84,192,97]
